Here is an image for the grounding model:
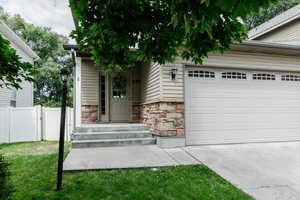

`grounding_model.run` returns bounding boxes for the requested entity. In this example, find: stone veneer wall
[132,105,141,123]
[82,105,141,123]
[81,105,98,124]
[140,102,184,136]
